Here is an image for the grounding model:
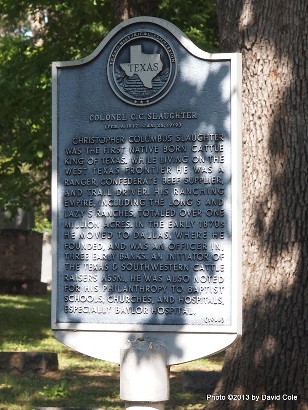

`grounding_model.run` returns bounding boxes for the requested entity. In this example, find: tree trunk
[208,1,308,409]
[115,0,159,22]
